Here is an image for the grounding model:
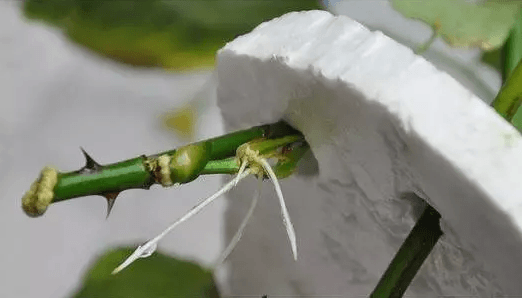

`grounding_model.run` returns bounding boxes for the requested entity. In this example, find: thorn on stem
[79,147,103,174]
[102,192,120,219]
